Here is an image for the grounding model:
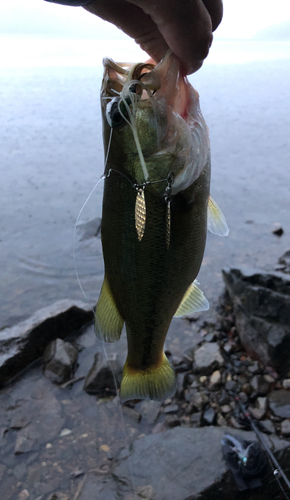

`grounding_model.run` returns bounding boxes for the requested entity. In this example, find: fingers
[201,0,223,31]
[127,0,214,74]
[84,0,169,64]
[84,0,223,74]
